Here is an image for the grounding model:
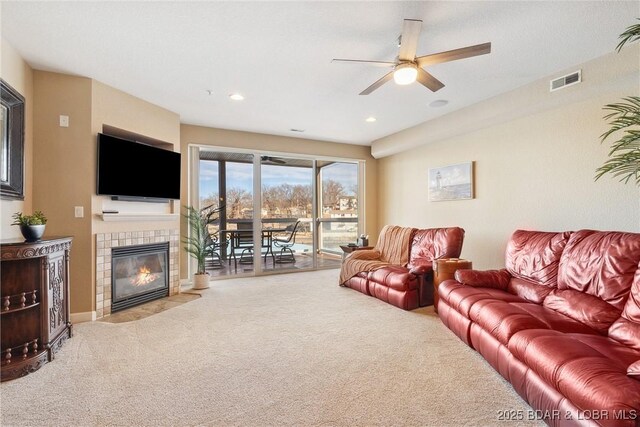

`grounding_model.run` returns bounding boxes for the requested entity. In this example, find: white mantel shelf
[98,213,179,222]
